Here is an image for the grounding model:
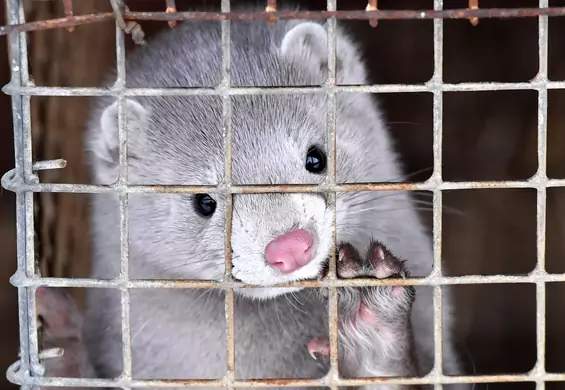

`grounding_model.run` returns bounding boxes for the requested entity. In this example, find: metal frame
[2,0,564,388]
